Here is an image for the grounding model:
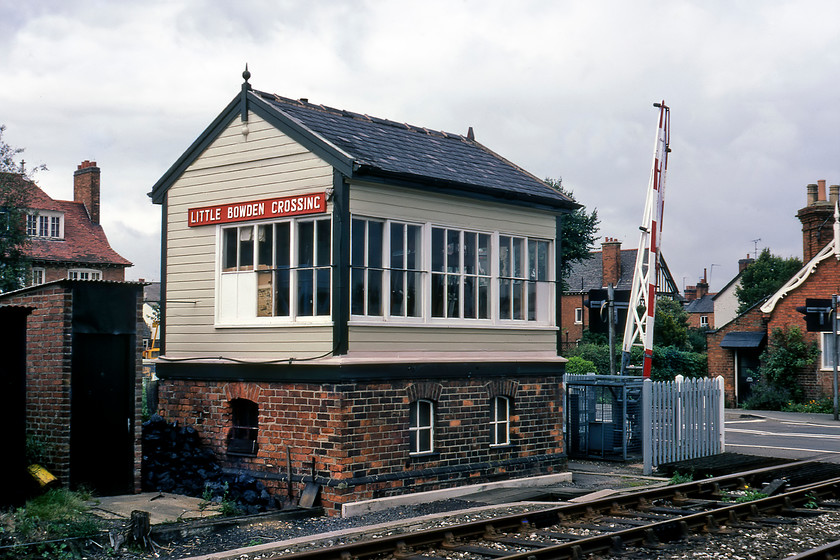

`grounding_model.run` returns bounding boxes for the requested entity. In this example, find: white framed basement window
[218,217,332,324]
